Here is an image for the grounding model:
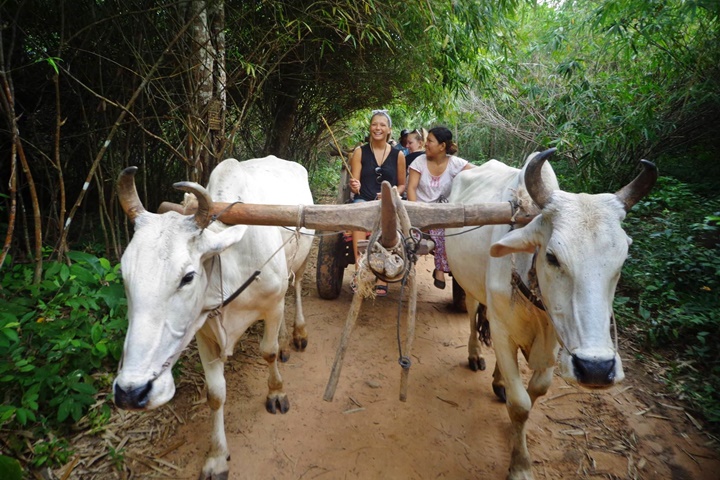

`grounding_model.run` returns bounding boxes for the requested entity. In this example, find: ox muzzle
[114,380,154,410]
[559,345,624,388]
[571,353,616,387]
